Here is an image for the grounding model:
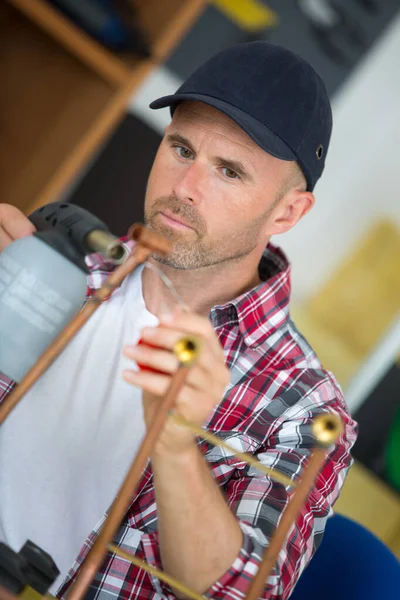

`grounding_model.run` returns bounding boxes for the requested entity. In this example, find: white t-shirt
[0,265,158,591]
